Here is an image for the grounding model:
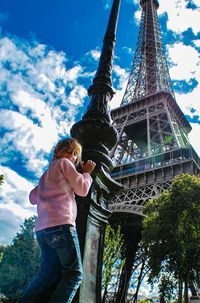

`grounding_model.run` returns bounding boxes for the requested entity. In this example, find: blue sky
[0,0,200,256]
